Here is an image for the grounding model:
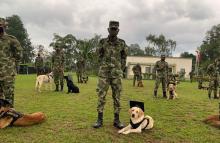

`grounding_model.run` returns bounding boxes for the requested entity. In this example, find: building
[126,56,192,79]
